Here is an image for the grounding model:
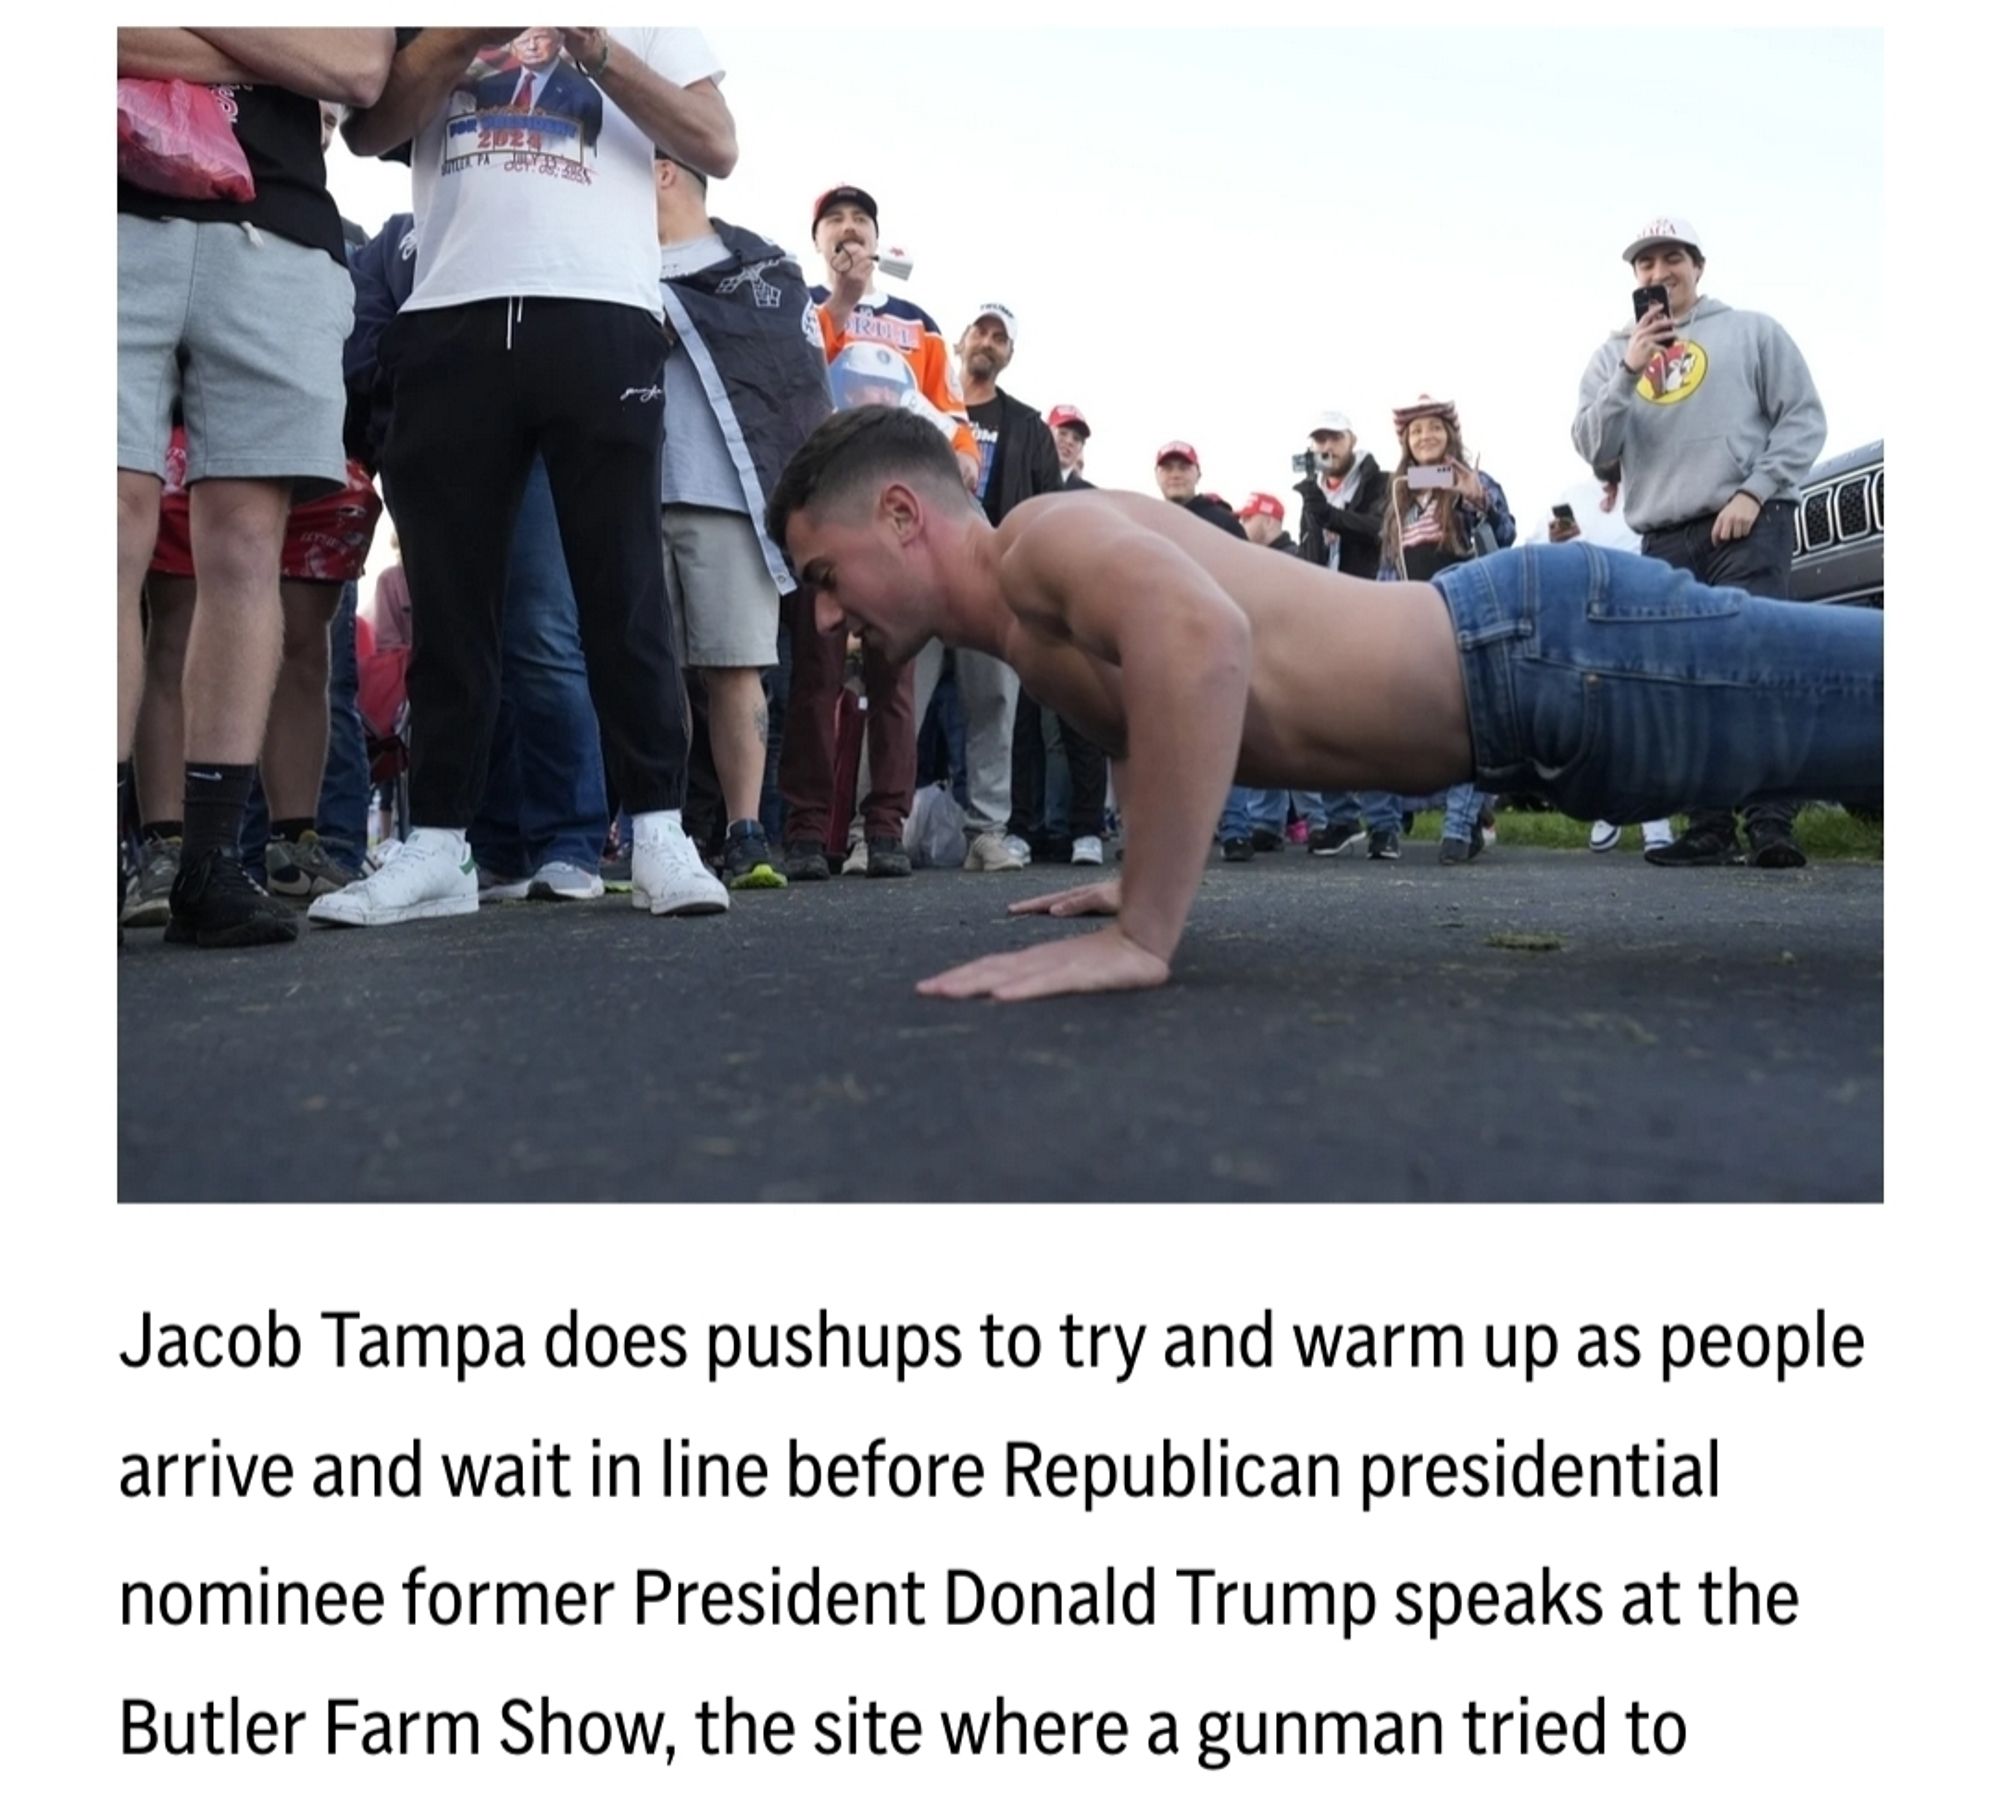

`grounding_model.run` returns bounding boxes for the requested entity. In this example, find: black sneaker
[164,847,300,948]
[1367,829,1401,861]
[865,837,912,879]
[1221,837,1255,863]
[1250,827,1285,853]
[1746,821,1808,869]
[1644,827,1742,867]
[723,821,787,890]
[1439,836,1473,864]
[784,841,832,883]
[1309,820,1365,857]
